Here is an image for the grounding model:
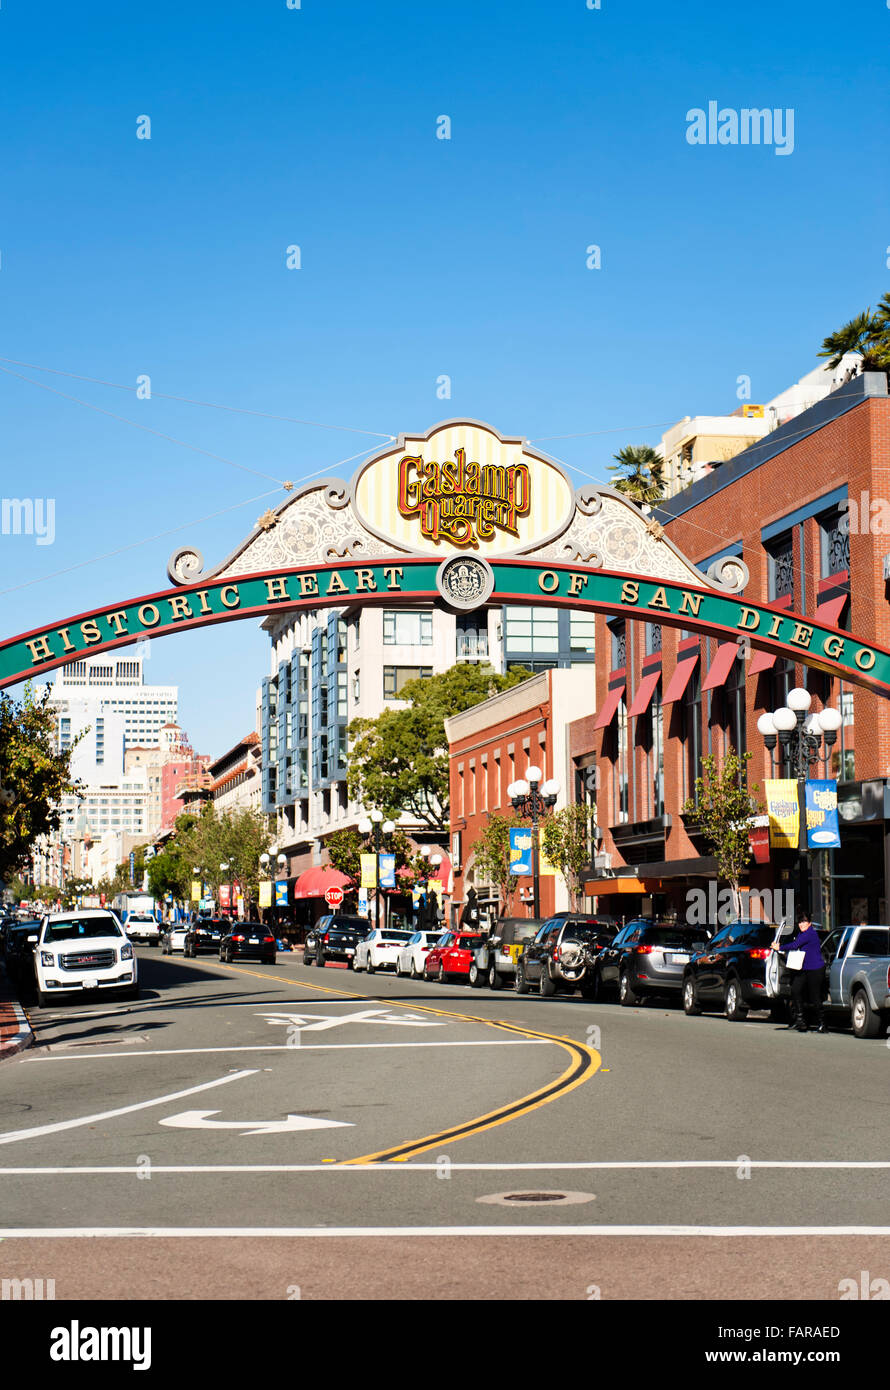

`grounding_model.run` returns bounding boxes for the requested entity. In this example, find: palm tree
[818,304,890,376]
[608,445,665,505]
